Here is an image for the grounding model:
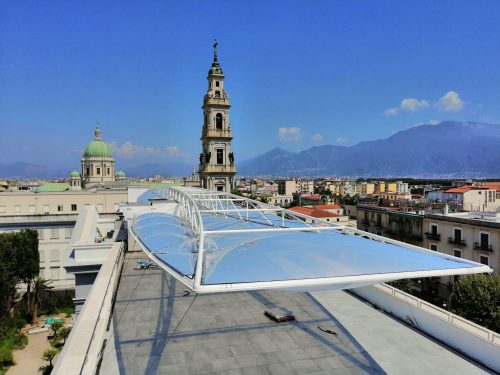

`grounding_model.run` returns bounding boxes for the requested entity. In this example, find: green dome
[115,170,126,177]
[70,170,80,177]
[83,126,113,158]
[83,140,113,158]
